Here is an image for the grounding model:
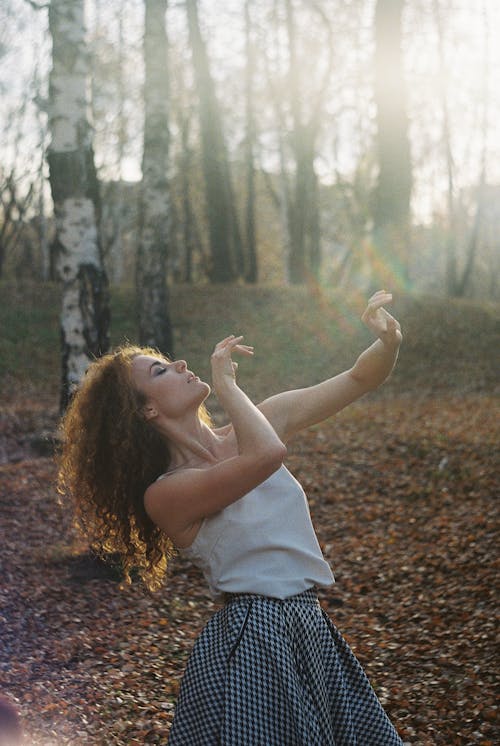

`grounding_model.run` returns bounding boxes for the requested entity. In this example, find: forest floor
[0,283,499,745]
